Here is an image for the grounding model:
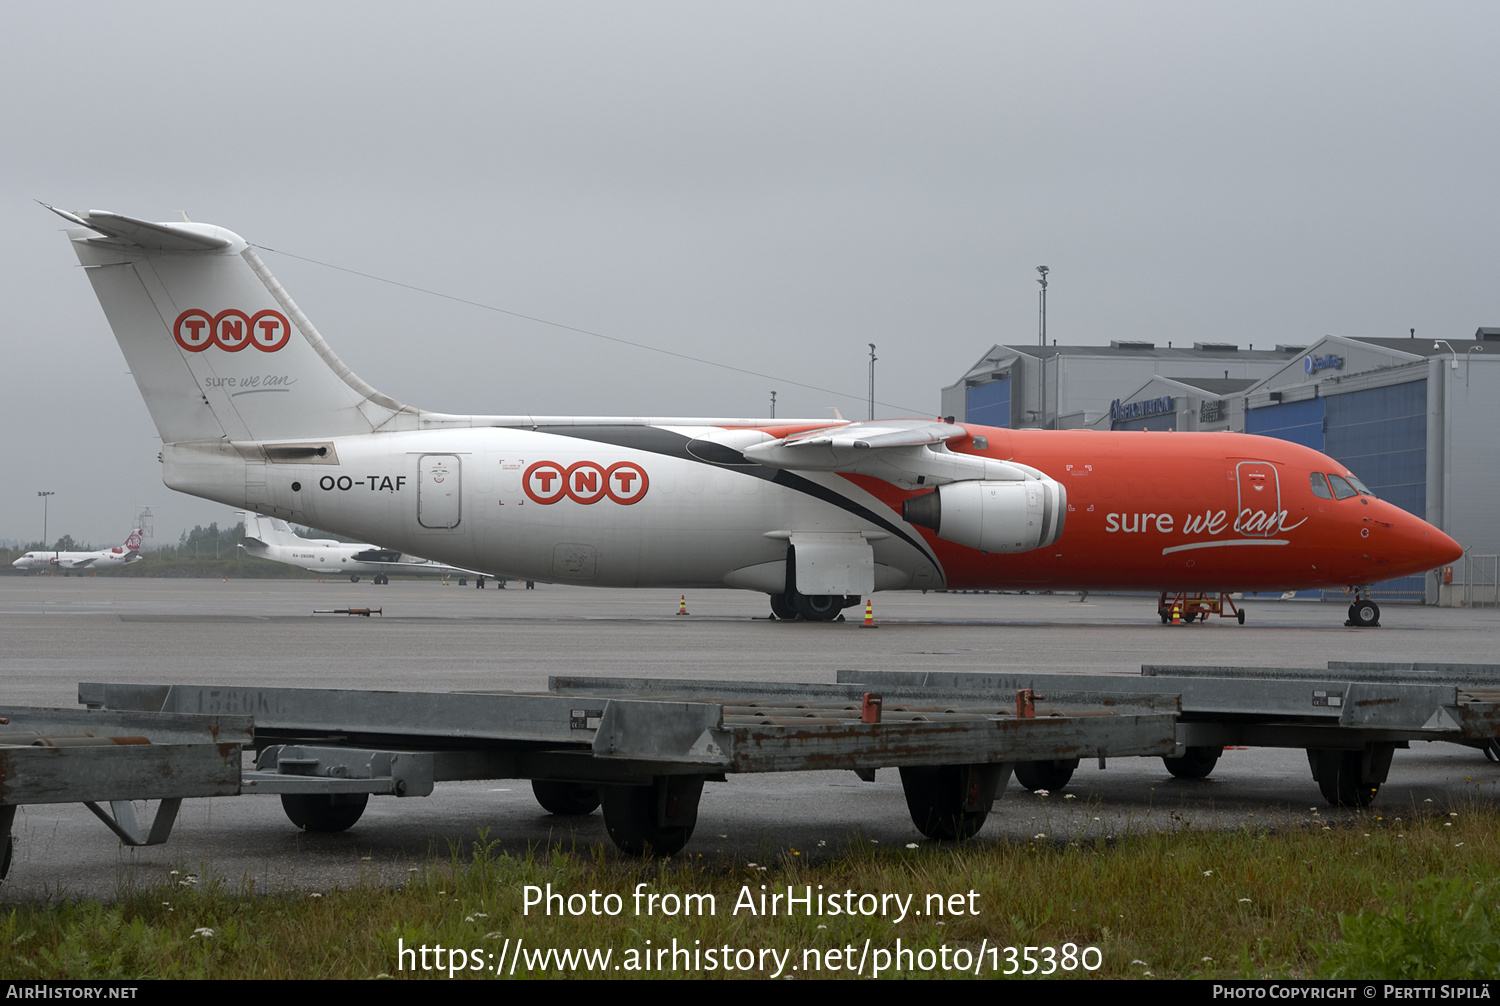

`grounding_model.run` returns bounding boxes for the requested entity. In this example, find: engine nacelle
[901,478,1067,554]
